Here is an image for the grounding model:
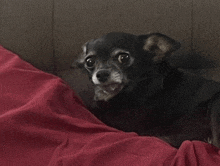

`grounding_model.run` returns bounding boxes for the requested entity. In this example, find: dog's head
[73,32,180,101]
